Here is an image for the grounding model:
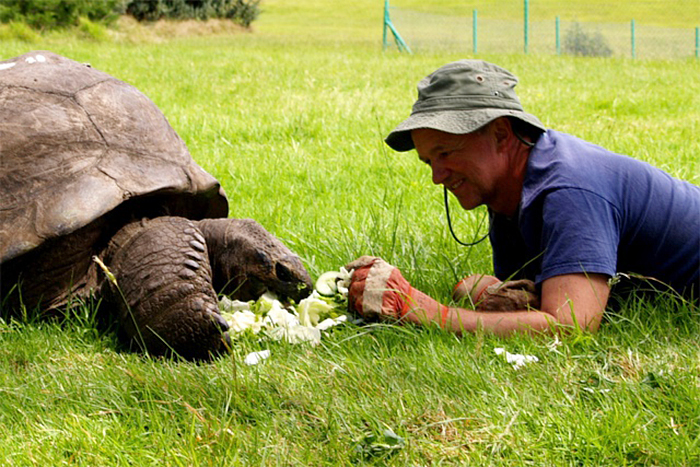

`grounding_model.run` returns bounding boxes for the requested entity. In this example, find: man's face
[412,127,505,211]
